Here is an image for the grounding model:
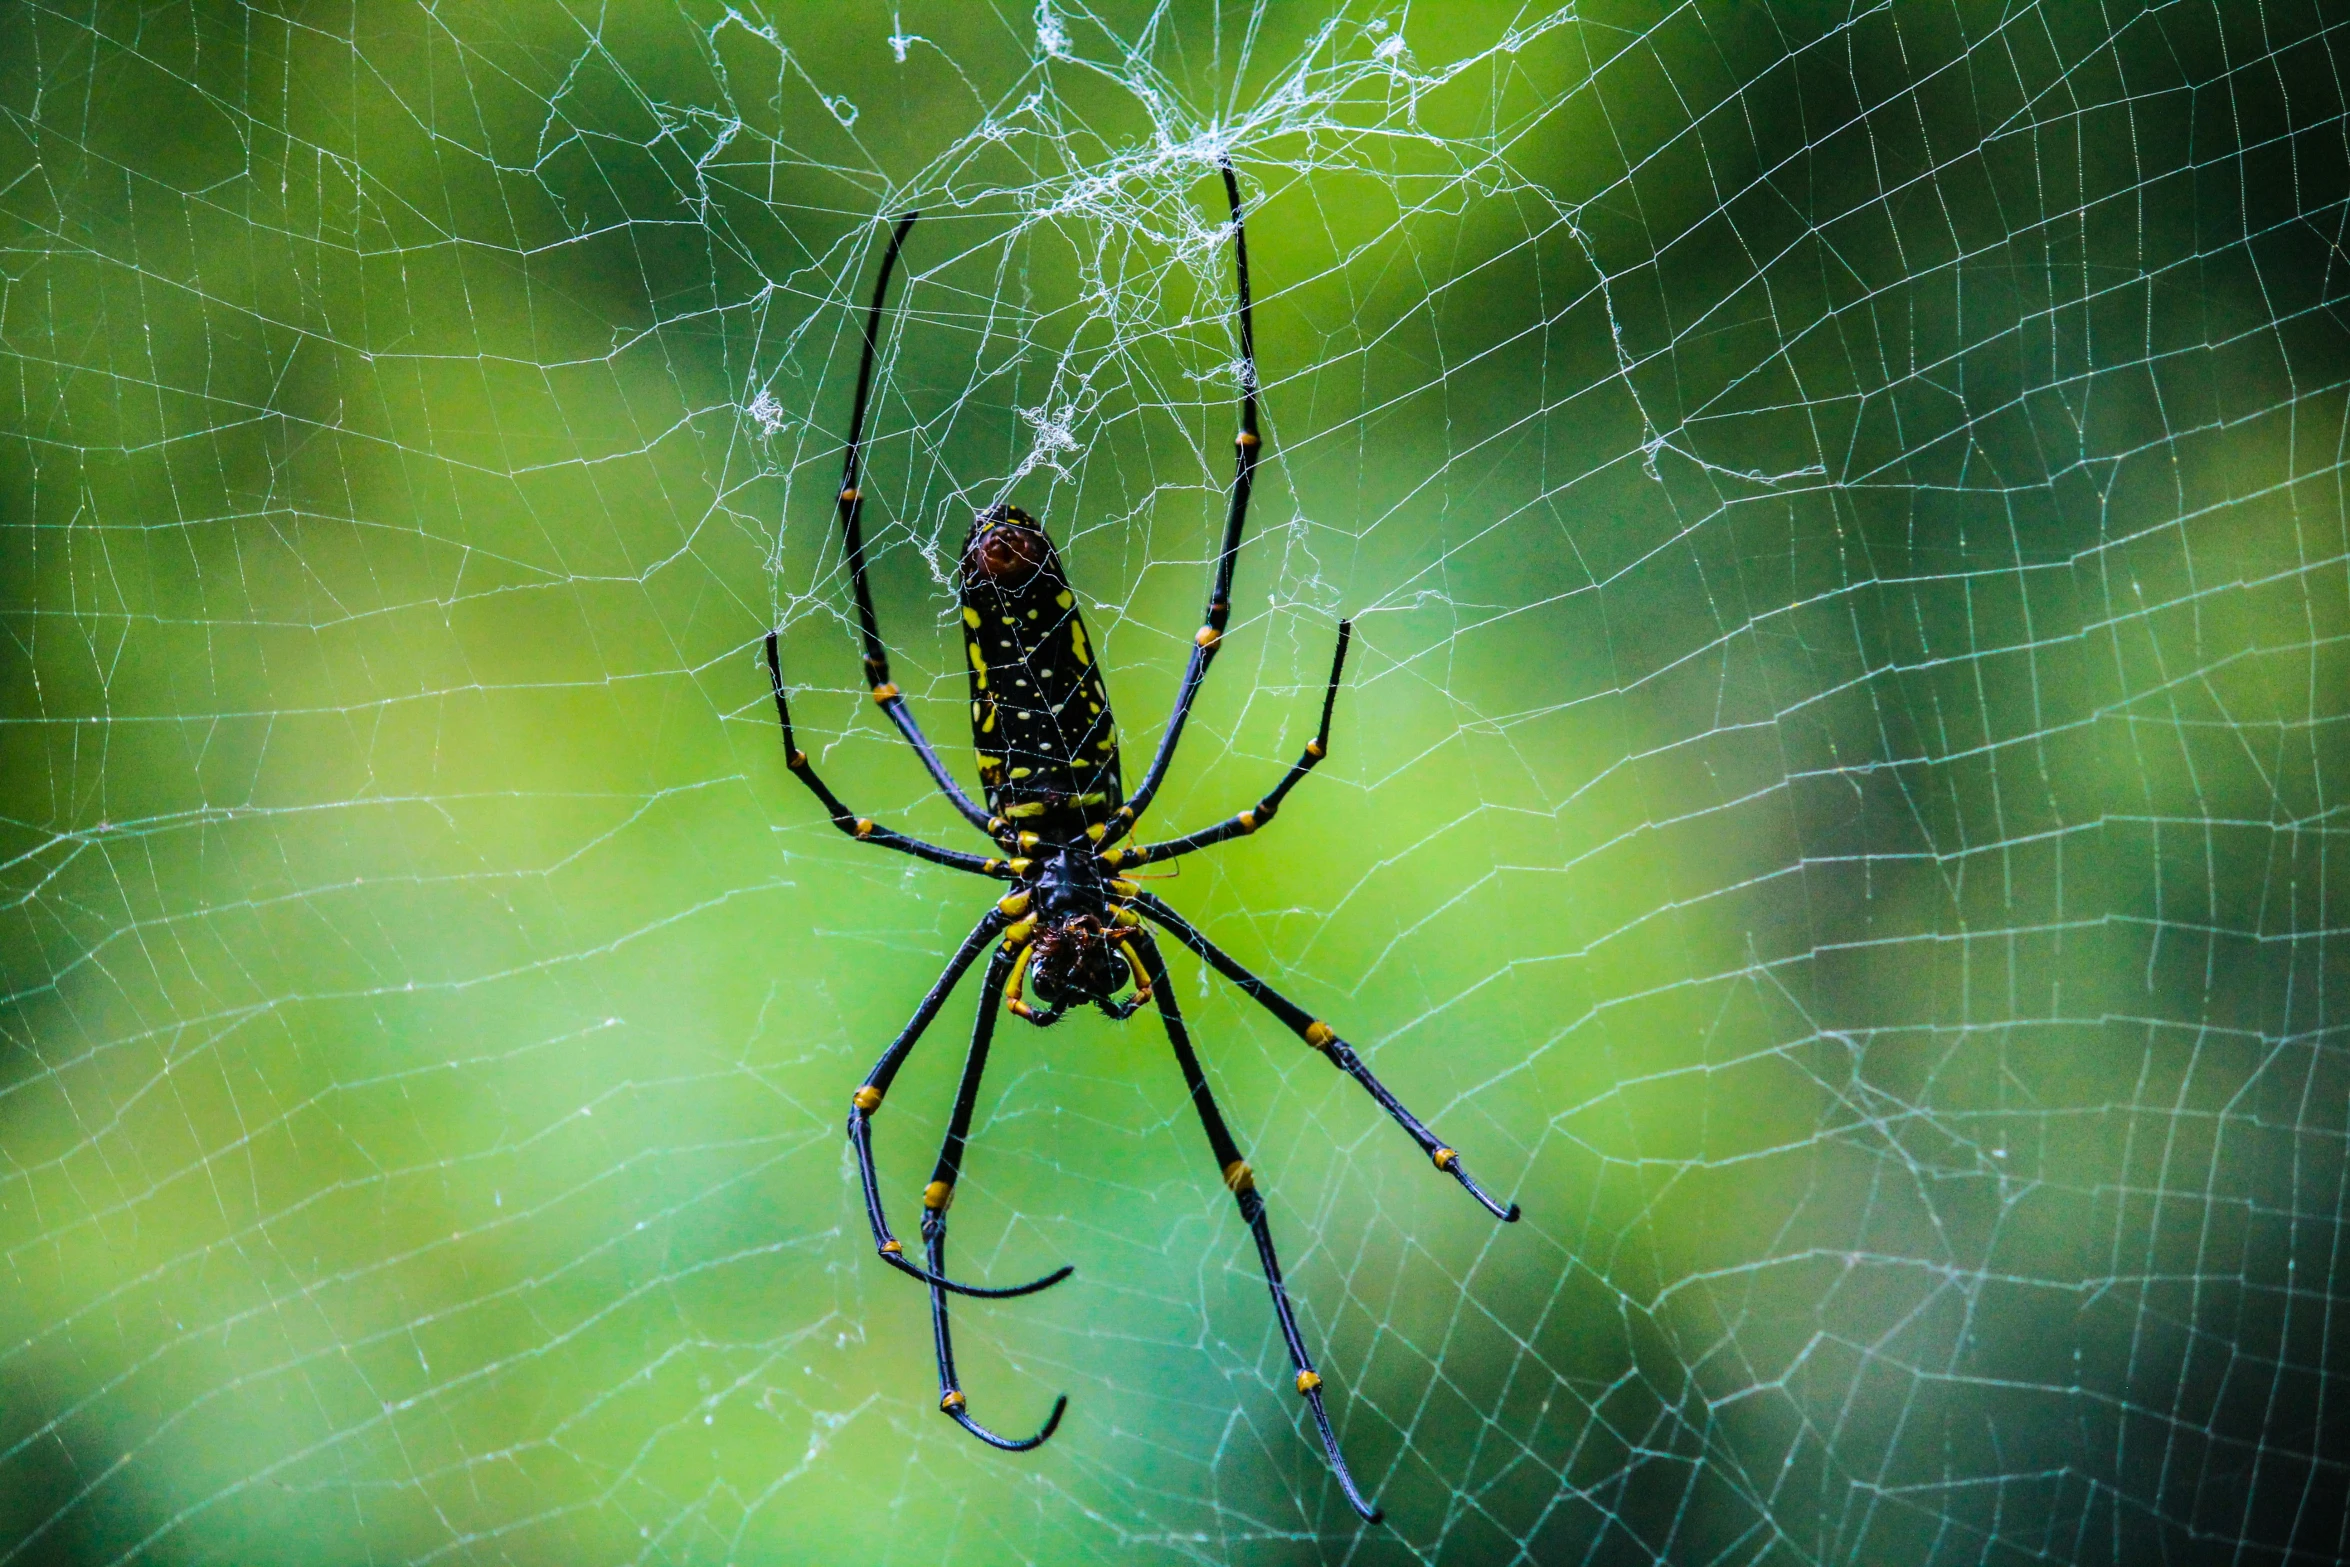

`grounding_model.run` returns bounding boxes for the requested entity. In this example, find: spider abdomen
[959,506,1121,835]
